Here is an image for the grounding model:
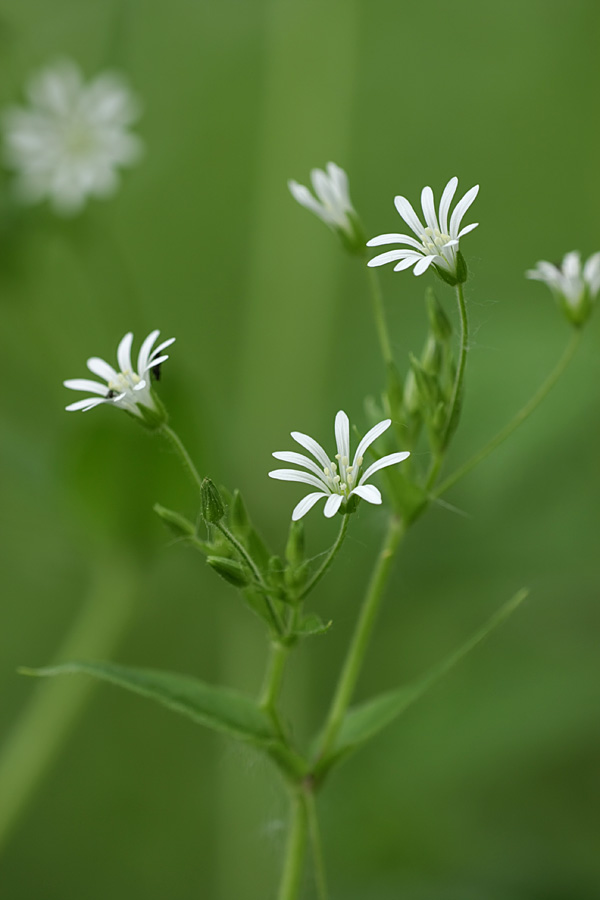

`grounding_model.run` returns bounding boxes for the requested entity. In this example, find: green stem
[367,266,394,366]
[425,281,469,491]
[277,789,308,900]
[316,515,405,761]
[434,329,582,498]
[216,523,285,636]
[305,788,329,900]
[260,640,289,738]
[297,514,350,603]
[160,424,203,492]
